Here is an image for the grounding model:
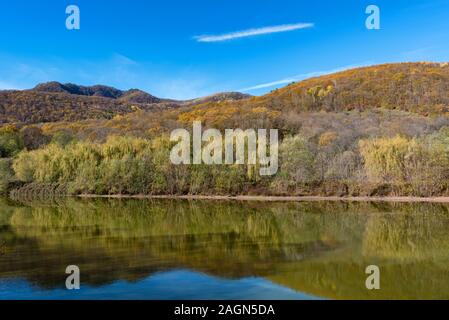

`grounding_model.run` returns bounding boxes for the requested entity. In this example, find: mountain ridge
[30,81,252,105]
[0,82,252,124]
[2,62,449,125]
[32,82,165,104]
